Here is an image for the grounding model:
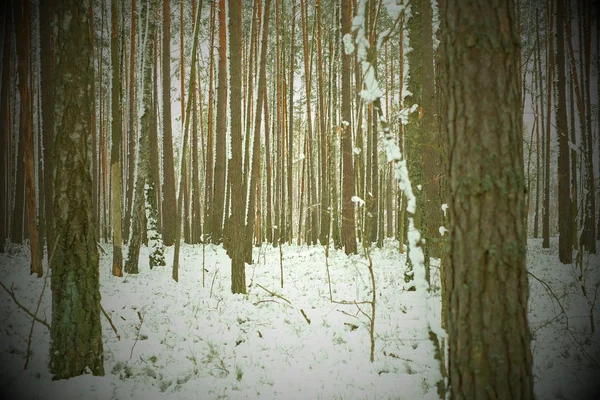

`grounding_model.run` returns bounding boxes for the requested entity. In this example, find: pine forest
[0,0,599,398]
